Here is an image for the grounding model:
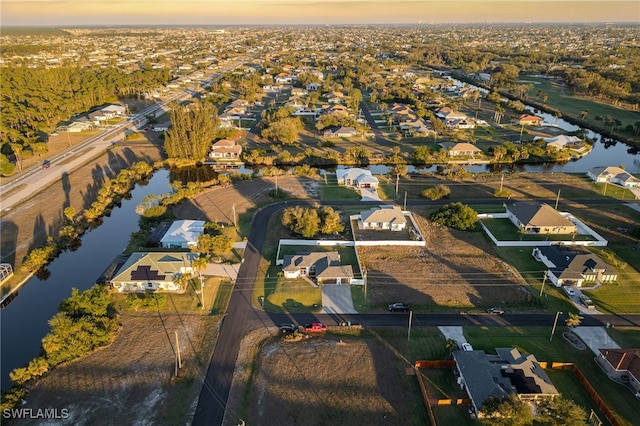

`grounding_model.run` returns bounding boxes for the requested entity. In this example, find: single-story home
[596,349,640,398]
[110,252,198,293]
[323,126,357,138]
[210,138,242,159]
[516,114,544,126]
[506,201,577,235]
[535,134,587,152]
[532,246,617,287]
[359,205,407,231]
[588,166,640,188]
[336,168,379,189]
[282,252,354,285]
[454,347,559,418]
[439,142,483,157]
[160,220,205,249]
